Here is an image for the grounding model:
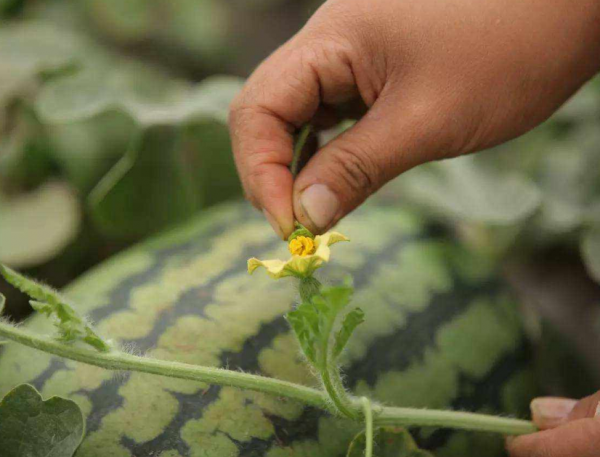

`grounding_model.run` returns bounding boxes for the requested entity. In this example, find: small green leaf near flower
[333,308,365,359]
[286,282,362,368]
[0,384,85,457]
